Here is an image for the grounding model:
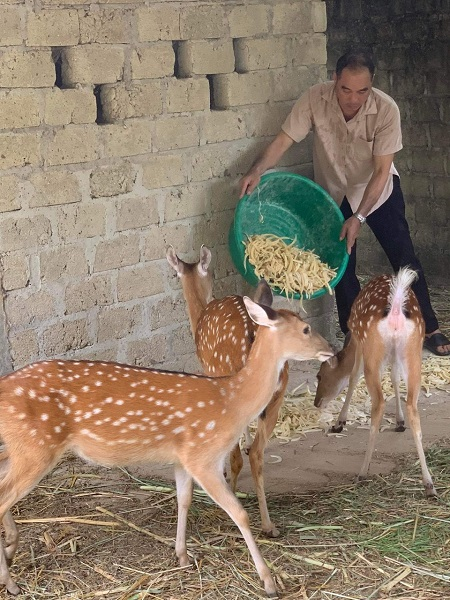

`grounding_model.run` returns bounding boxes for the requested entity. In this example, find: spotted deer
[314,268,437,497]
[167,246,289,537]
[0,298,333,597]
